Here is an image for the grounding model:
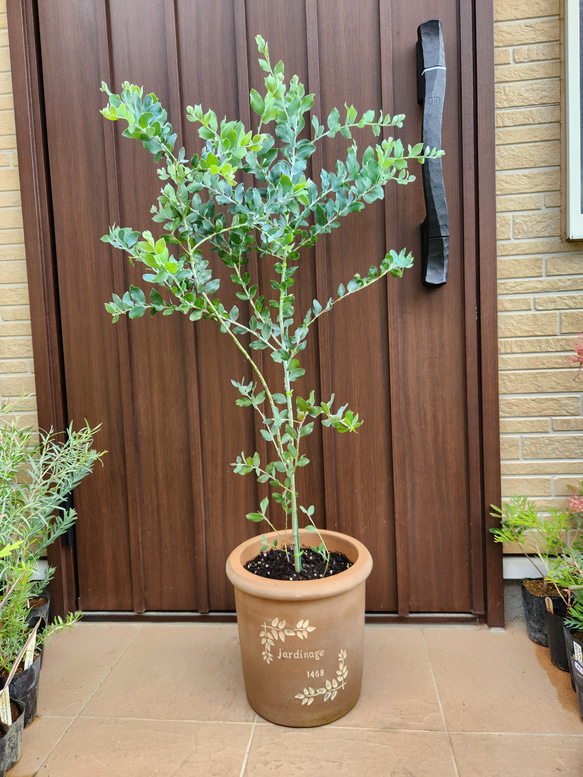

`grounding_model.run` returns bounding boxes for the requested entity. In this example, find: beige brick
[0,136,16,151]
[544,192,561,208]
[0,73,13,93]
[495,48,512,65]
[535,294,583,310]
[547,255,583,275]
[0,228,23,245]
[499,370,578,393]
[494,0,559,21]
[0,322,31,337]
[0,261,28,284]
[497,257,544,278]
[0,192,21,208]
[498,311,558,337]
[1,306,30,321]
[0,375,36,397]
[513,211,560,238]
[0,207,23,229]
[0,151,10,166]
[498,335,577,353]
[553,418,583,431]
[496,169,560,194]
[496,106,560,127]
[0,96,14,112]
[495,80,559,110]
[498,352,568,369]
[498,297,533,311]
[0,337,33,358]
[0,110,15,135]
[513,42,561,62]
[0,287,29,306]
[0,245,25,261]
[496,124,560,146]
[500,436,521,458]
[500,396,581,418]
[495,61,560,83]
[499,280,583,297]
[0,360,27,374]
[0,46,10,72]
[0,168,19,191]
[495,19,560,47]
[503,460,583,474]
[554,476,583,495]
[497,213,512,239]
[501,477,552,497]
[498,239,579,257]
[523,434,583,459]
[562,311,583,333]
[499,418,550,432]
[496,141,559,171]
[496,194,542,212]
